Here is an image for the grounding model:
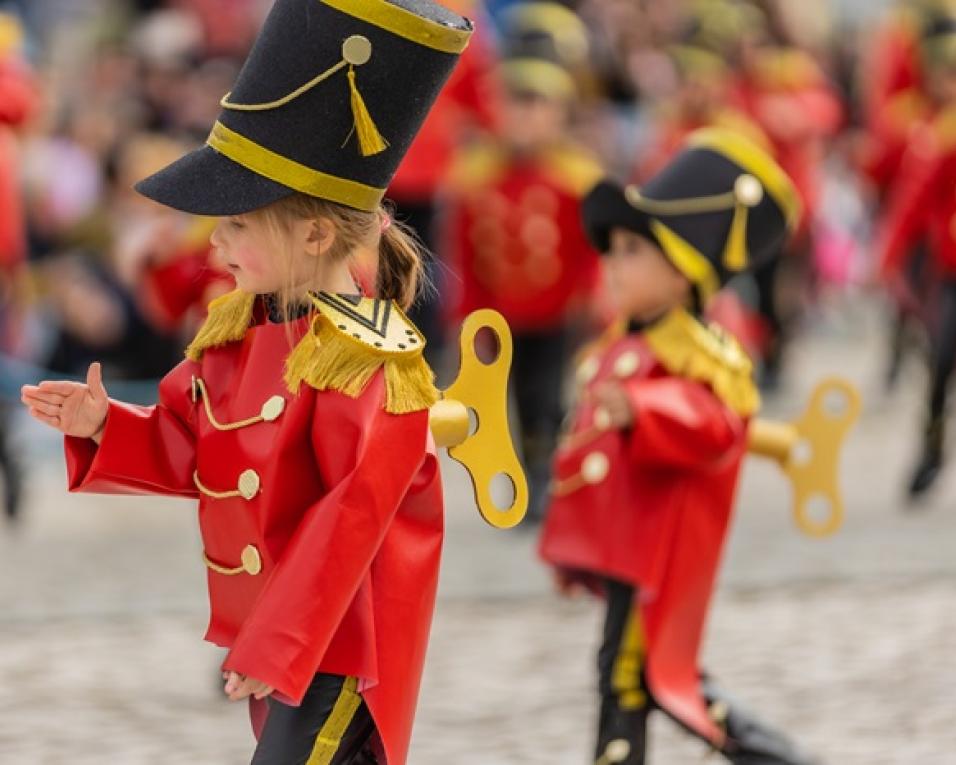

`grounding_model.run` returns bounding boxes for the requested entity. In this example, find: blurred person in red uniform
[442,2,603,522]
[539,129,818,765]
[878,19,956,498]
[388,0,499,367]
[858,2,956,390]
[0,10,38,520]
[725,2,843,387]
[20,1,505,762]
